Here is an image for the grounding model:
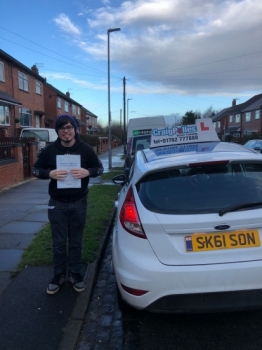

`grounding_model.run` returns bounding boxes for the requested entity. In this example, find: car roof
[130,141,262,181]
[144,141,256,162]
[245,139,262,142]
